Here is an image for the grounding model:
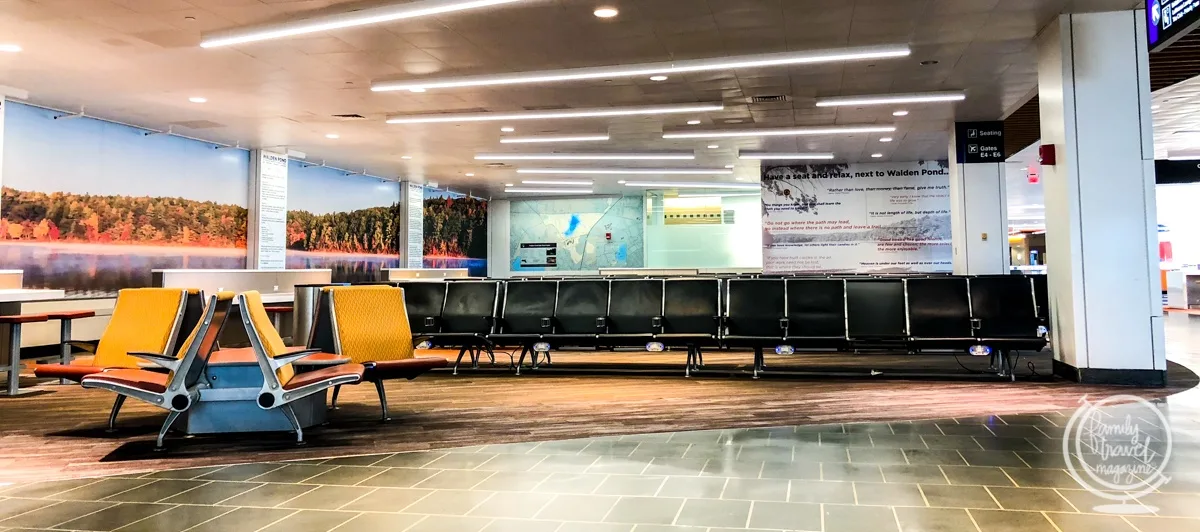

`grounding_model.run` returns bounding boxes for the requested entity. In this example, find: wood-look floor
[0,349,1194,484]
